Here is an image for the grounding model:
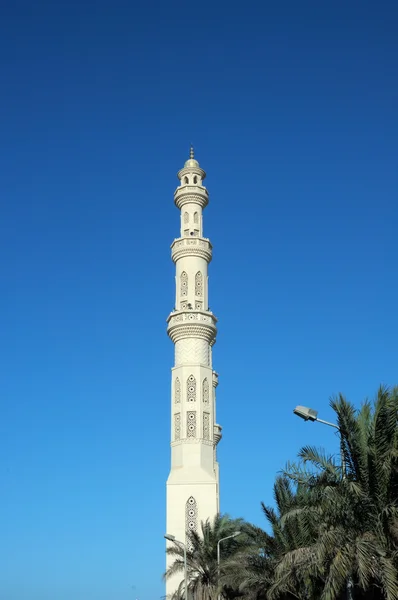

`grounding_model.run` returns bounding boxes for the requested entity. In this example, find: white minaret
[166,149,222,595]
